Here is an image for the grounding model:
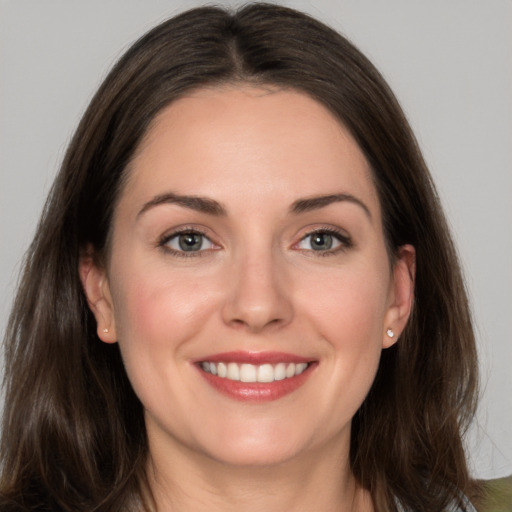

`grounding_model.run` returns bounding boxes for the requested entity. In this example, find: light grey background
[1,0,511,480]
